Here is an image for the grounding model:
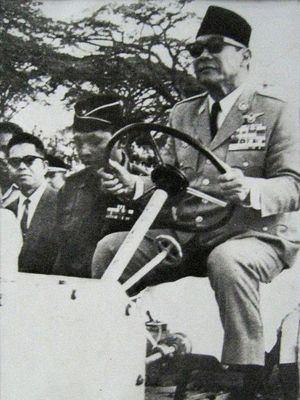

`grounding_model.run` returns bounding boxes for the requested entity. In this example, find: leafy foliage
[1,0,203,124]
[0,0,76,118]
